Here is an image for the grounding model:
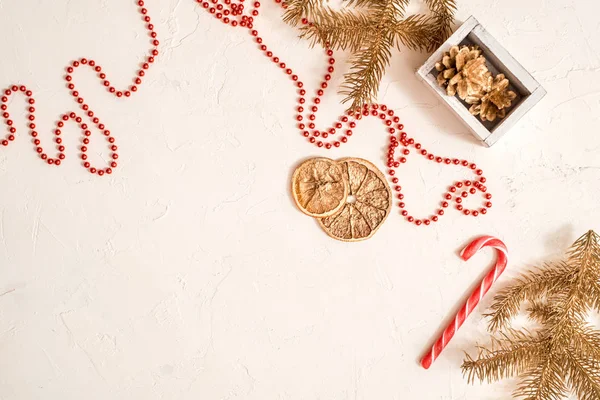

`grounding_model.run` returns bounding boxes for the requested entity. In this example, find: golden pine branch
[284,0,457,109]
